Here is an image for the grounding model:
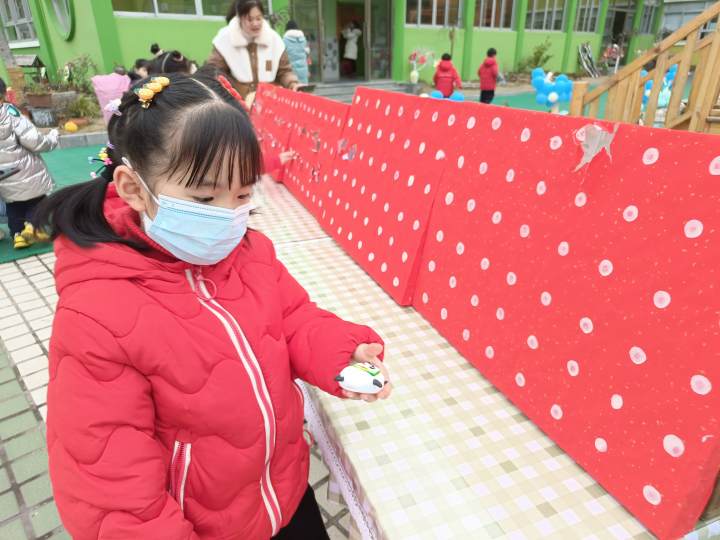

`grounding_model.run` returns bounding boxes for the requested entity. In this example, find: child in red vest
[478,48,499,104]
[433,53,462,98]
